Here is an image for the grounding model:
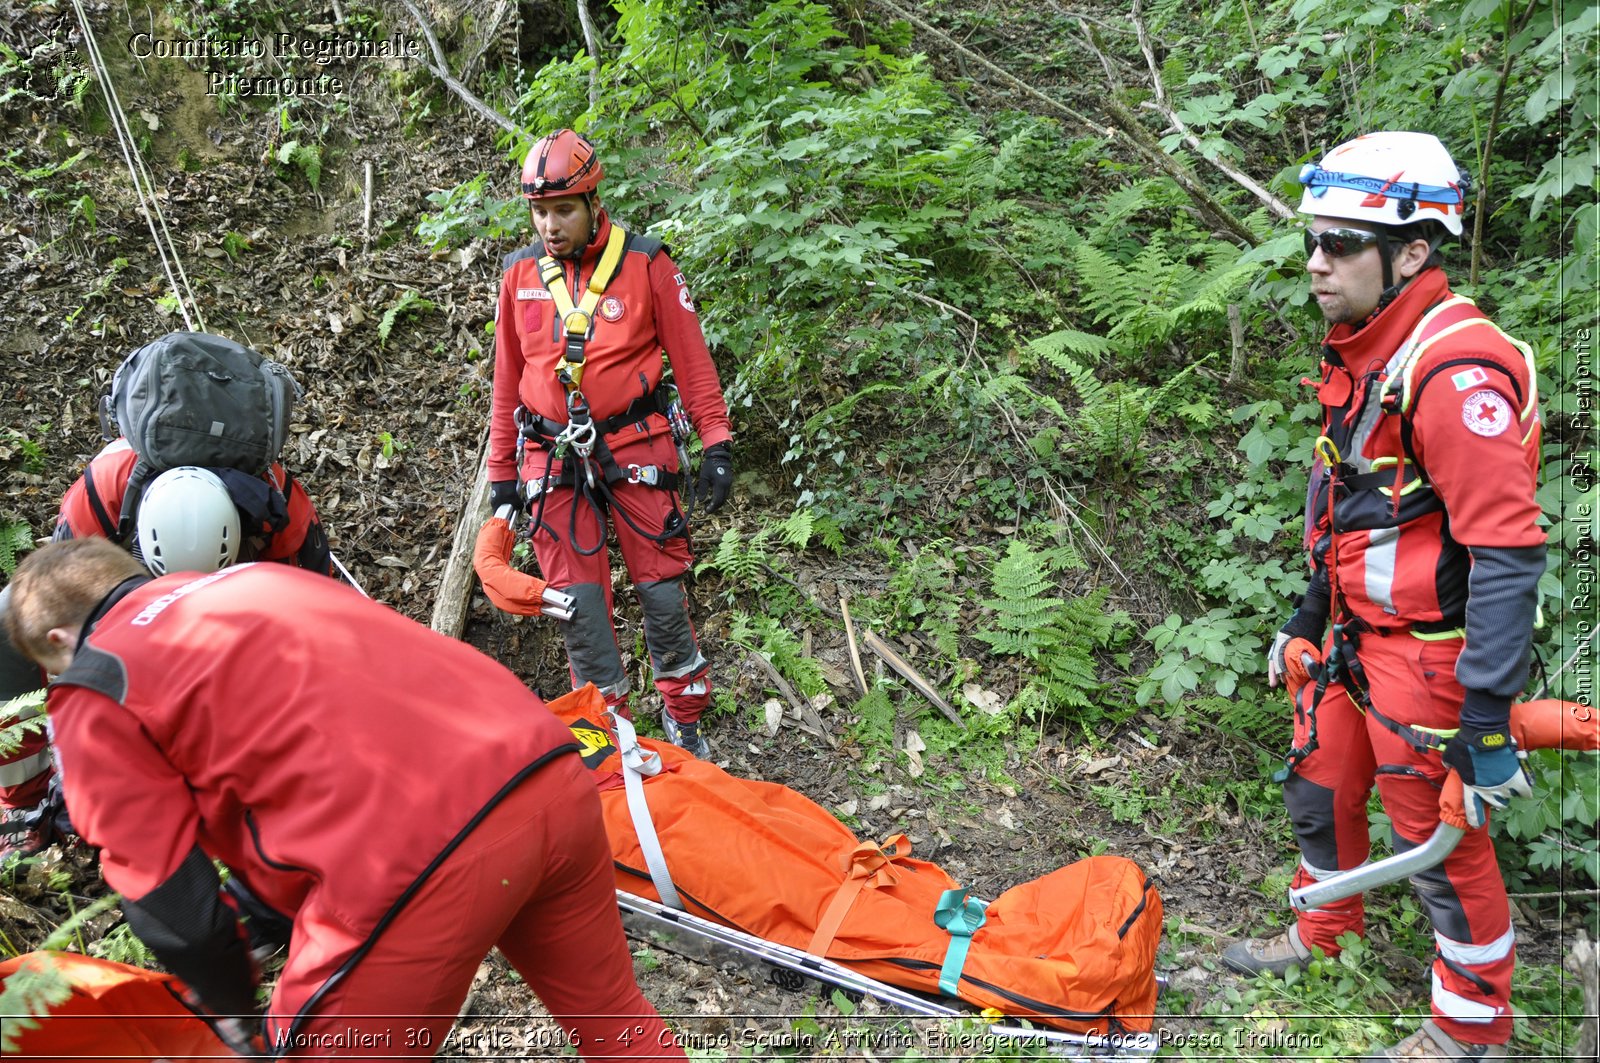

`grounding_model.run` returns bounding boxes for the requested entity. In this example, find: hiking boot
[0,804,46,864]
[1358,1020,1507,1061]
[662,713,711,758]
[1221,923,1312,976]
